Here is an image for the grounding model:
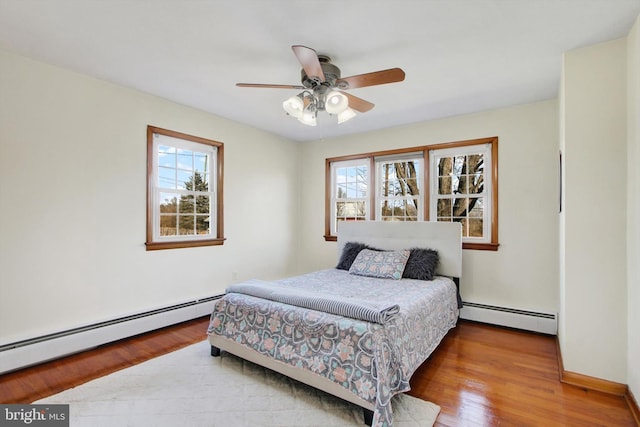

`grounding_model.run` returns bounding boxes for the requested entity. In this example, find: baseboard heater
[0,295,221,375]
[460,301,557,335]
